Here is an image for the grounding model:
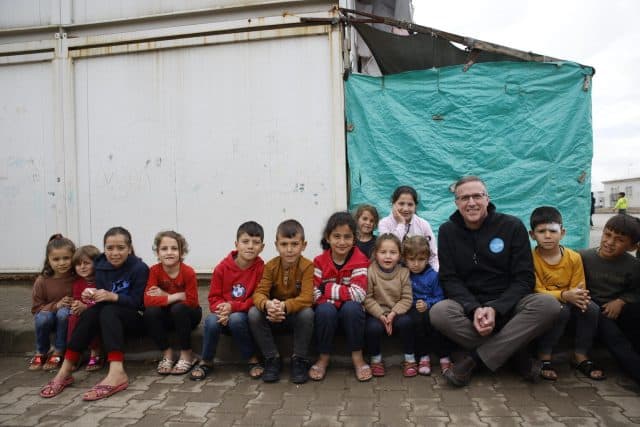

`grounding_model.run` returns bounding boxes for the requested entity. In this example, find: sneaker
[262,357,281,383]
[443,354,476,387]
[290,356,309,384]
